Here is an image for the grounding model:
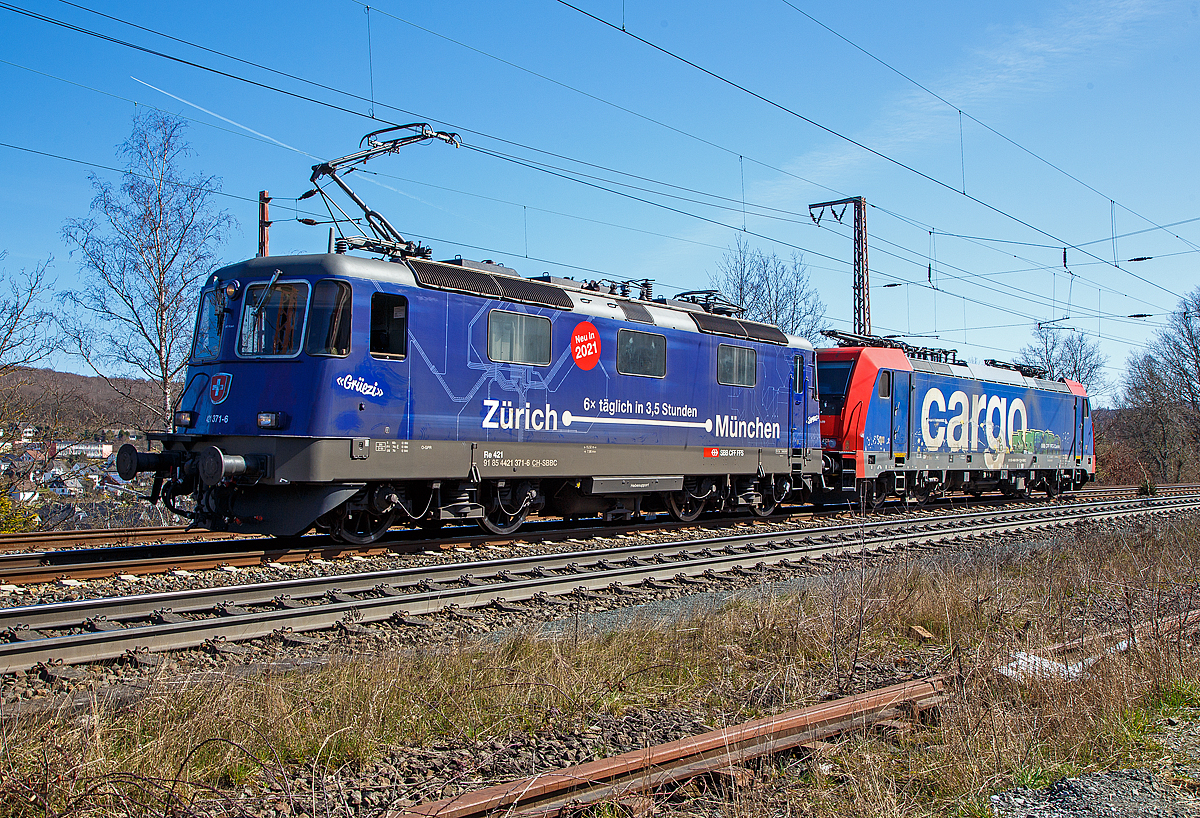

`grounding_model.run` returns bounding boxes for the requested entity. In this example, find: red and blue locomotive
[115,126,1095,539]
[814,331,1094,506]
